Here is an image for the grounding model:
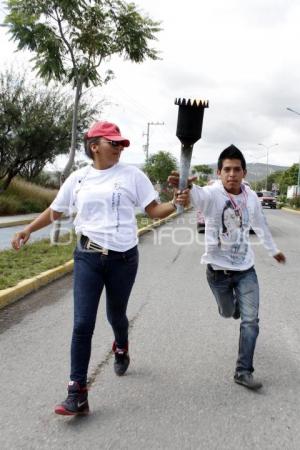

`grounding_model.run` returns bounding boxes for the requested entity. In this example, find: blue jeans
[70,244,139,386]
[206,265,259,375]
